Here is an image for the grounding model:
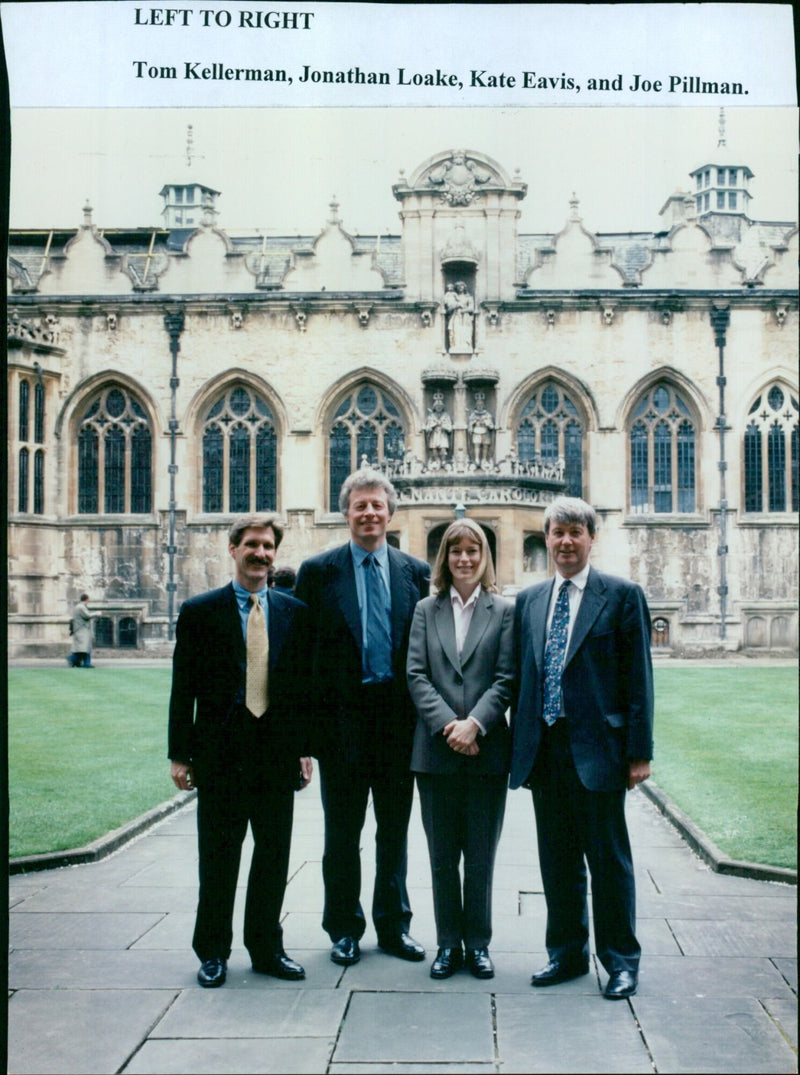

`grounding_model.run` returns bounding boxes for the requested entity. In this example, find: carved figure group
[444,281,476,353]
